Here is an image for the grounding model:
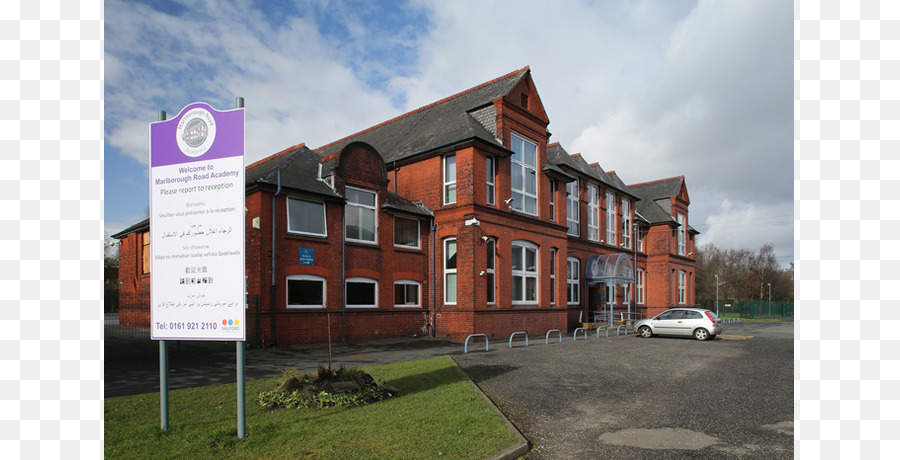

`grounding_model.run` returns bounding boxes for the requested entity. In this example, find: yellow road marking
[719,335,754,340]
